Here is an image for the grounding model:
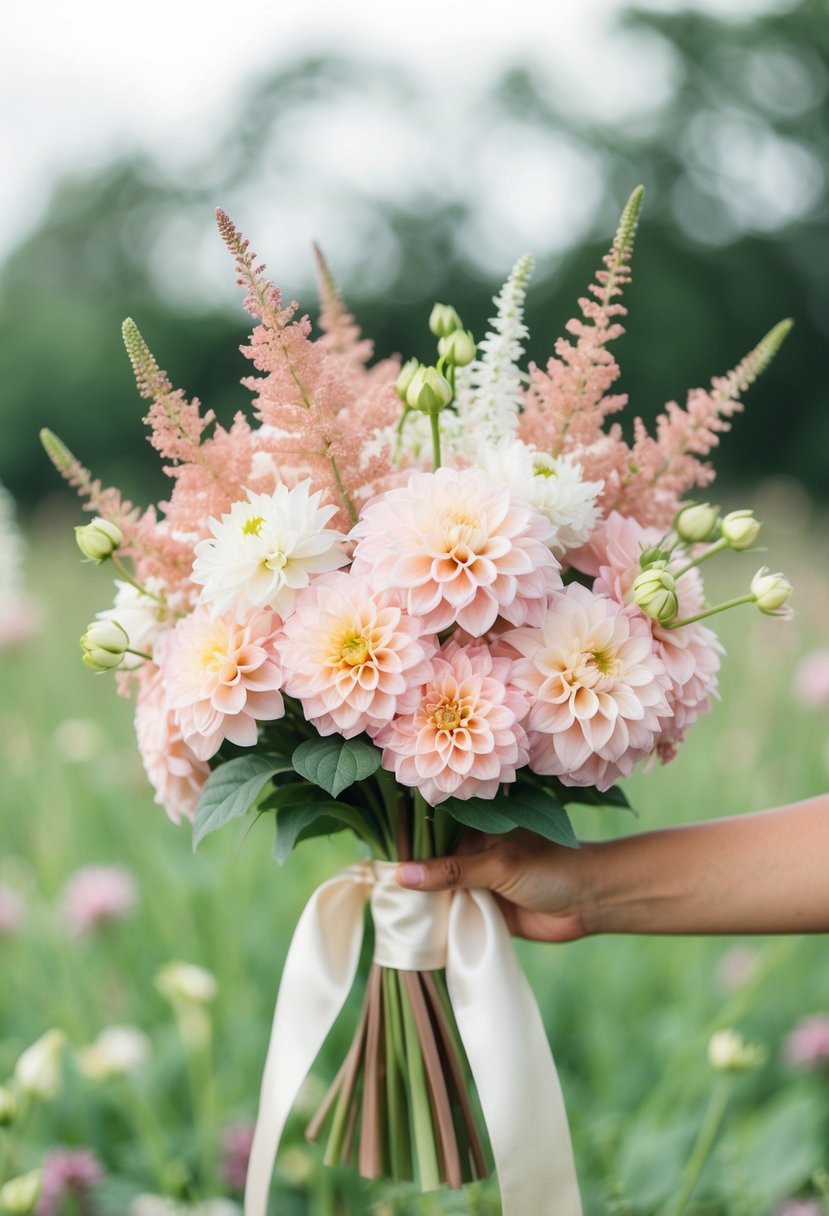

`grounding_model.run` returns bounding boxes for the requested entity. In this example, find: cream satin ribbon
[245,860,582,1216]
